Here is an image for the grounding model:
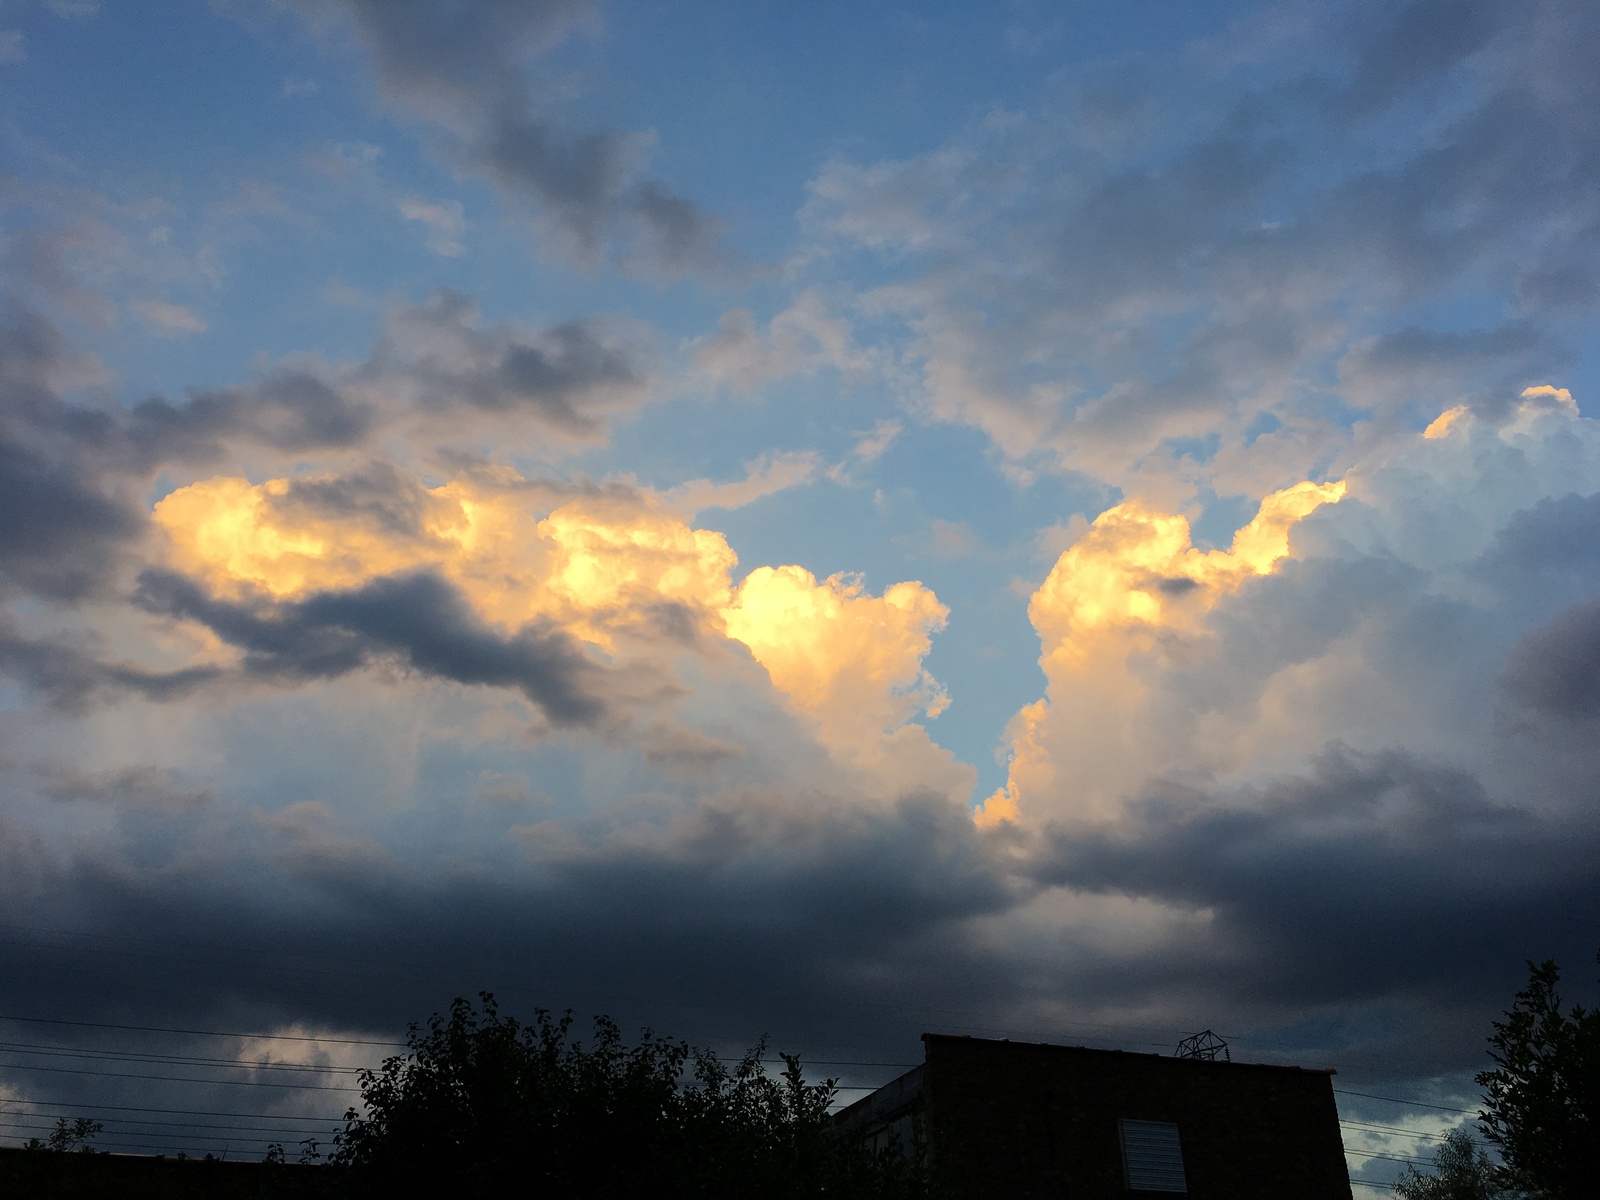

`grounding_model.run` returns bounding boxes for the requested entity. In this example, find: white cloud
[397,196,467,256]
[130,299,207,337]
[0,30,25,62]
[664,451,823,516]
